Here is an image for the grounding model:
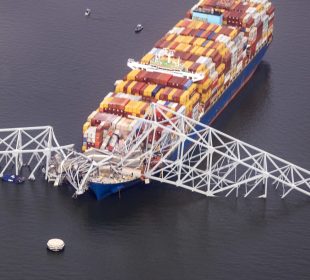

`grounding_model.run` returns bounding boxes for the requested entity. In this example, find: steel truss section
[0,126,73,181]
[57,150,113,196]
[128,104,310,199]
